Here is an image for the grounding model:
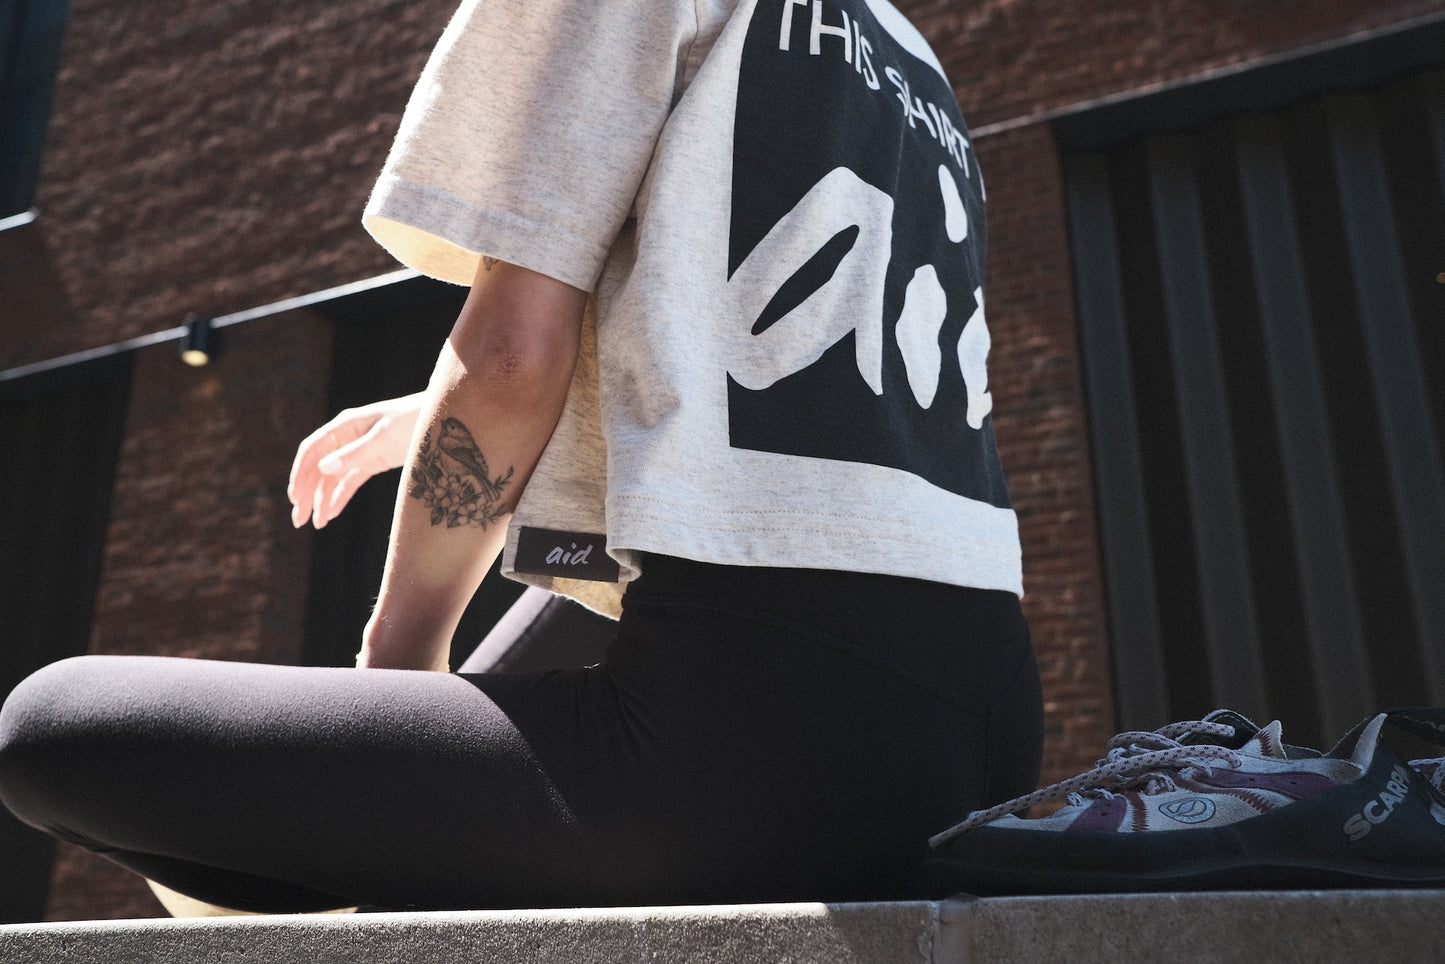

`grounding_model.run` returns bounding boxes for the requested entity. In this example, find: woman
[0,0,1041,912]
